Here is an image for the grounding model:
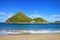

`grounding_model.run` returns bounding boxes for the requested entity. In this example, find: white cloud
[0,12,5,15]
[49,14,60,22]
[29,10,42,19]
[0,12,6,20]
[0,12,14,22]
[7,13,14,18]
[35,10,39,13]
[0,17,3,19]
[29,14,43,19]
[51,15,60,18]
[0,12,14,18]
